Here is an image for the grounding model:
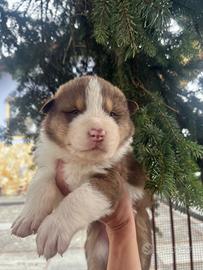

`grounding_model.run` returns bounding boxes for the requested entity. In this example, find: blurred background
[0,0,203,269]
